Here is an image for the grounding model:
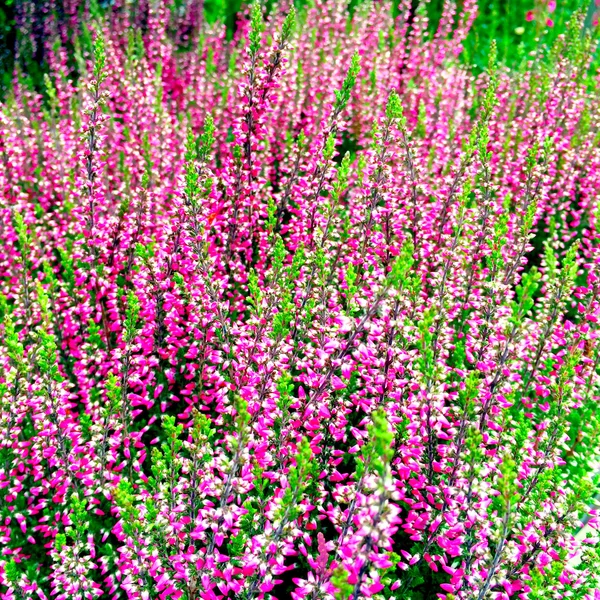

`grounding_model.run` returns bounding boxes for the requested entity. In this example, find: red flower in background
[525,0,557,27]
